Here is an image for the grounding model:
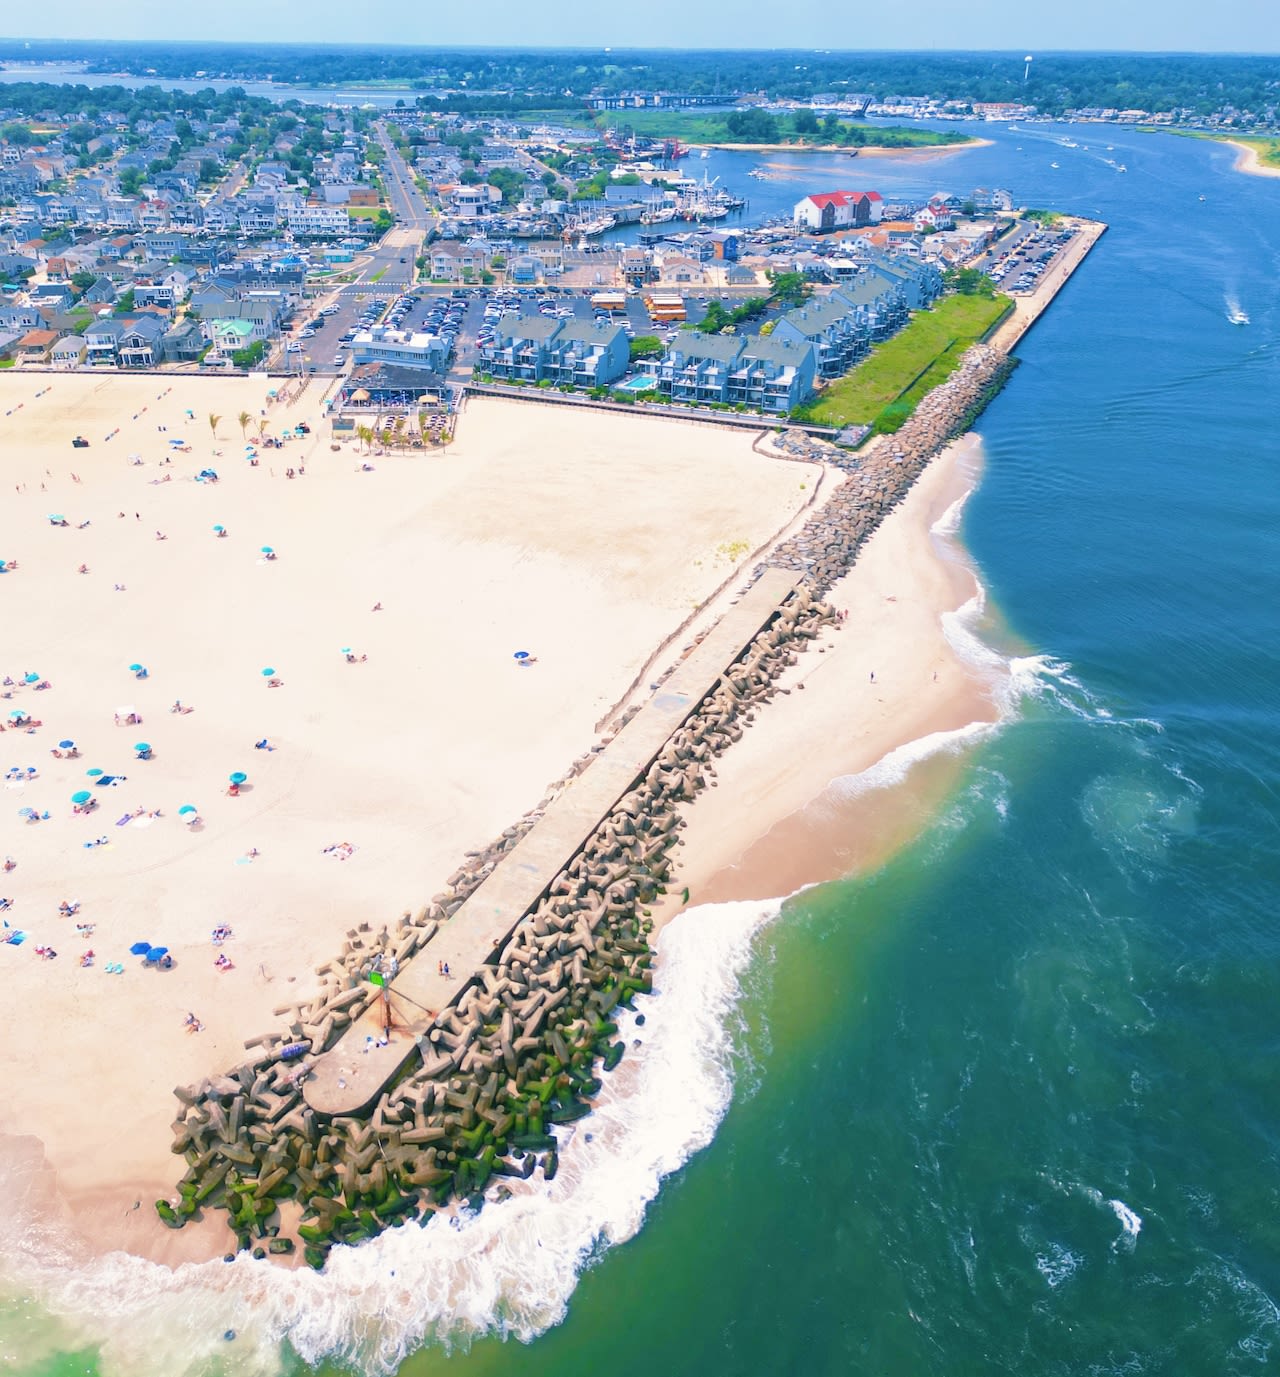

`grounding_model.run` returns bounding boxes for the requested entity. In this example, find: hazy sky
[7,0,1280,50]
